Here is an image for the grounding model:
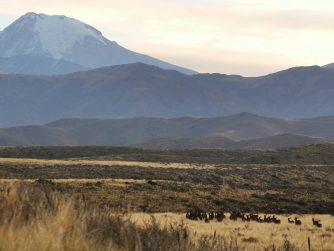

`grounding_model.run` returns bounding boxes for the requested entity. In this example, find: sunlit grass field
[0,157,216,169]
[129,213,334,250]
[1,180,333,251]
